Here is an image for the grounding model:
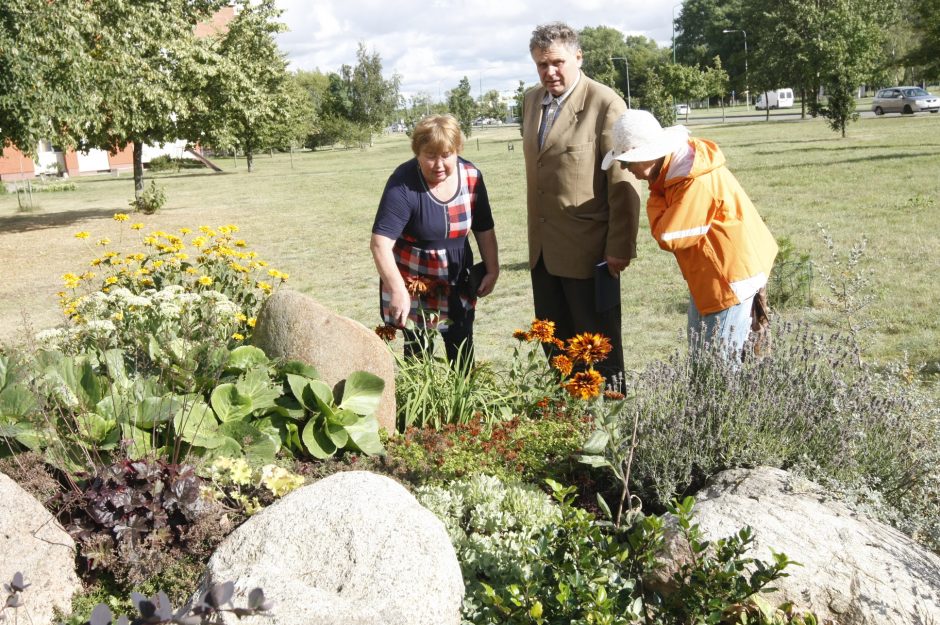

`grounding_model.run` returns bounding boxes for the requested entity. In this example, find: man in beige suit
[523,21,641,388]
